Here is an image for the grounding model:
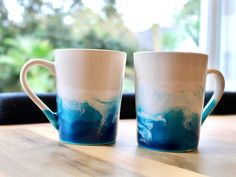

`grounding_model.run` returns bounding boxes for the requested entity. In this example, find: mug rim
[55,48,126,55]
[134,51,207,57]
